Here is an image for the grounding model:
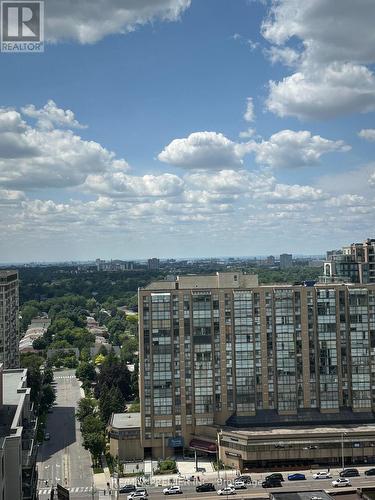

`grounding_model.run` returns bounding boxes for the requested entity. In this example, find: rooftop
[144,272,259,290]
[0,270,18,283]
[270,491,333,500]
[110,412,141,429]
